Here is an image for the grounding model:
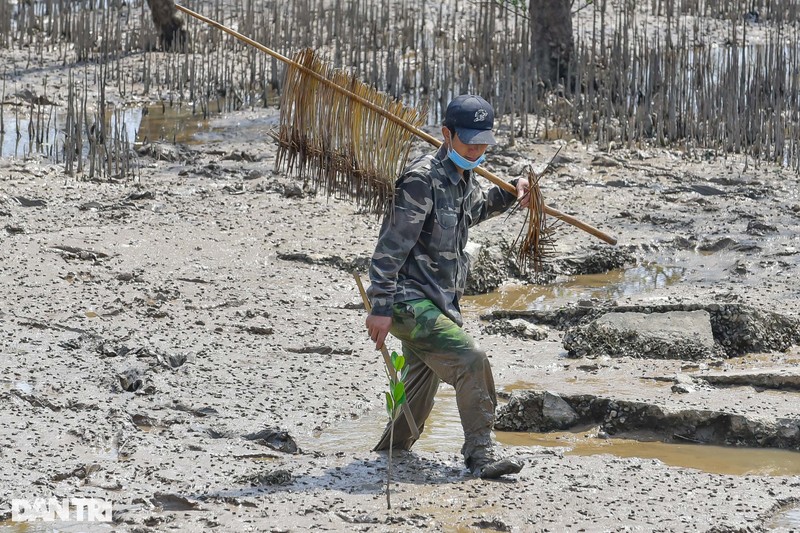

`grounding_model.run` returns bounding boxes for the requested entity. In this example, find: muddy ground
[1,103,799,532]
[2,19,800,533]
